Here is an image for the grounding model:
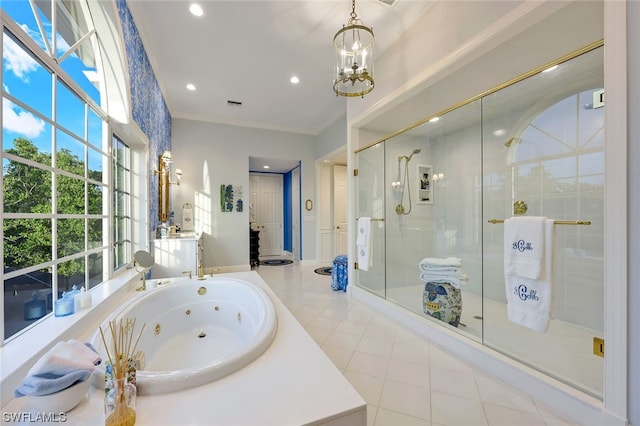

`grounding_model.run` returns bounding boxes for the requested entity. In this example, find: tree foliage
[3,137,103,278]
